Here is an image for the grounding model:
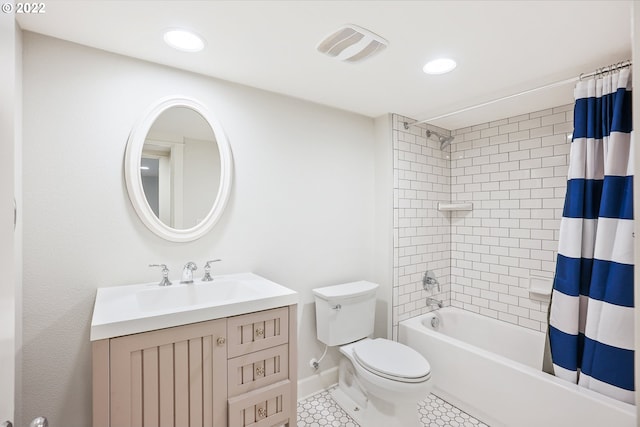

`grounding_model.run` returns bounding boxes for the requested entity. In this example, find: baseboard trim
[297,366,339,400]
